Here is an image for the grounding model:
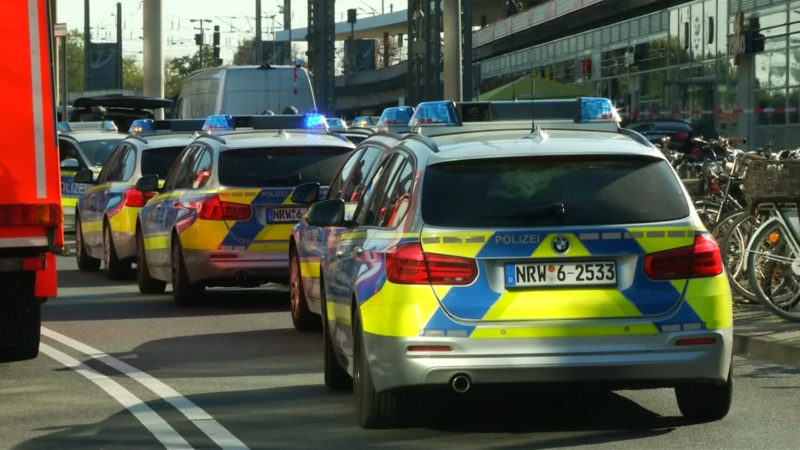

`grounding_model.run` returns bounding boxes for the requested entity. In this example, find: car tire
[353,311,396,429]
[0,273,41,361]
[171,237,203,306]
[289,247,321,332]
[104,223,131,280]
[675,366,732,422]
[136,230,166,294]
[321,280,351,391]
[75,214,100,271]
